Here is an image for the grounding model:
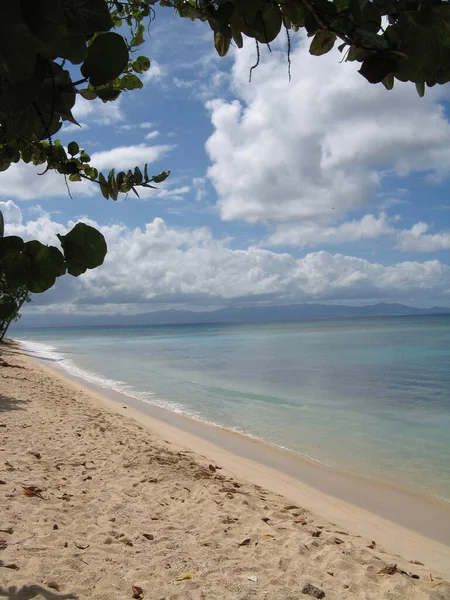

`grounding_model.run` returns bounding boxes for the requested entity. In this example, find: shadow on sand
[0,394,28,413]
[0,585,77,600]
